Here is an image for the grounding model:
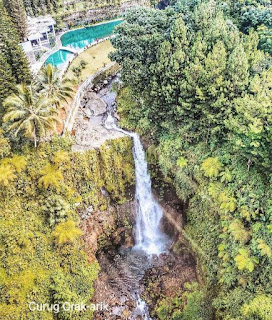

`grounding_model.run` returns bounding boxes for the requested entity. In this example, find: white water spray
[105,114,167,255]
[130,133,167,255]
